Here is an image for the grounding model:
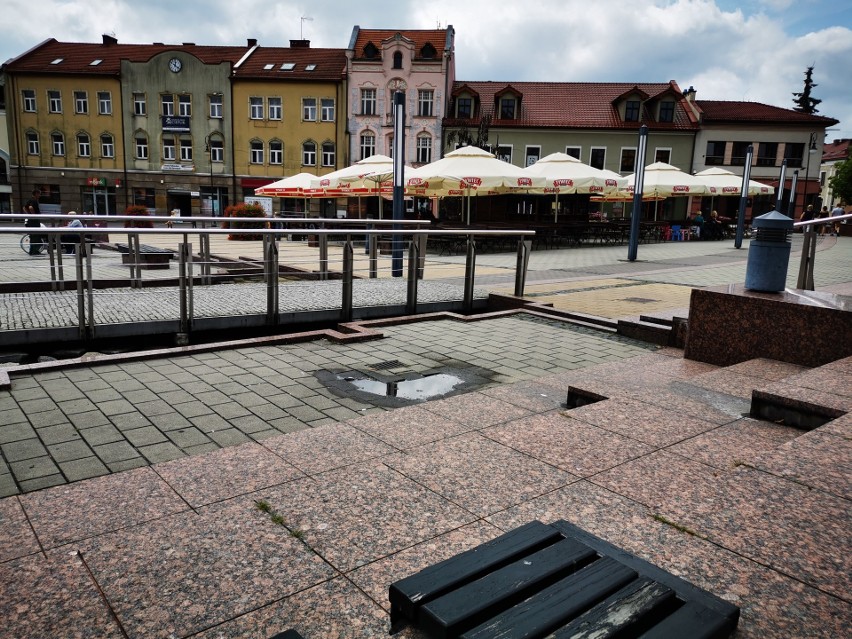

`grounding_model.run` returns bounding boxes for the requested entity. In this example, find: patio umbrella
[254,172,321,197]
[523,152,626,222]
[694,167,775,197]
[311,155,415,218]
[626,162,709,198]
[405,146,545,224]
